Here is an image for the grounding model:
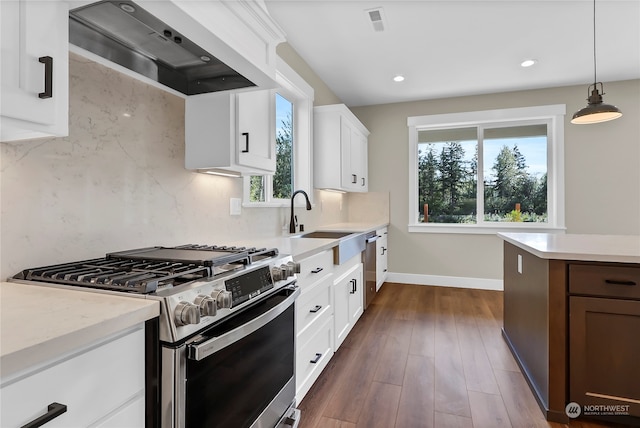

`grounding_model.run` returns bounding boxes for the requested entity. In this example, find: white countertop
[229,221,389,260]
[0,282,159,379]
[498,233,640,264]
